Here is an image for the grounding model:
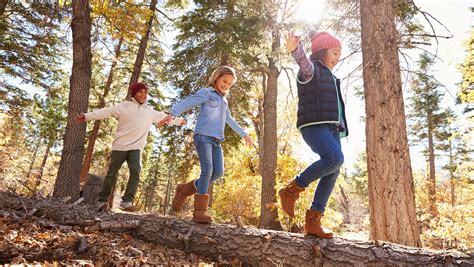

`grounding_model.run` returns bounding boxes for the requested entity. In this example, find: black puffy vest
[296,60,349,137]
